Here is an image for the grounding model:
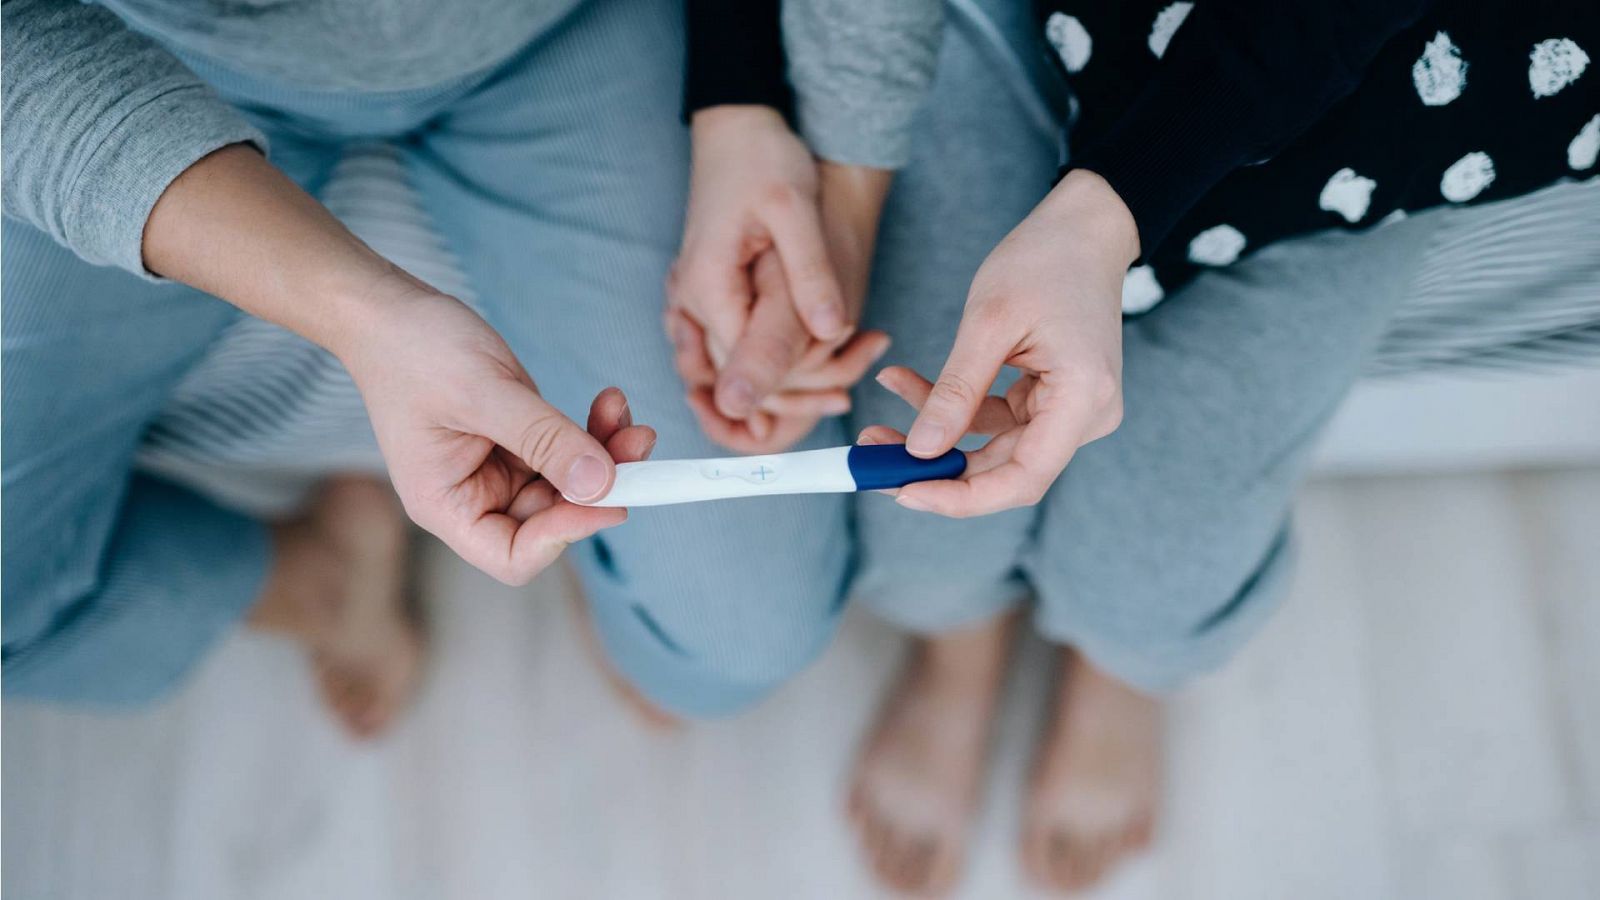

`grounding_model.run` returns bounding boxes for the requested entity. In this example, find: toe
[1126,815,1156,851]
[886,831,925,893]
[871,822,905,890]
[1075,832,1117,891]
[846,781,866,826]
[908,836,938,890]
[870,833,897,889]
[1020,819,1053,887]
[1048,830,1081,893]
[862,807,890,862]
[351,688,392,738]
[877,830,909,891]
[923,836,963,896]
[903,835,940,895]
